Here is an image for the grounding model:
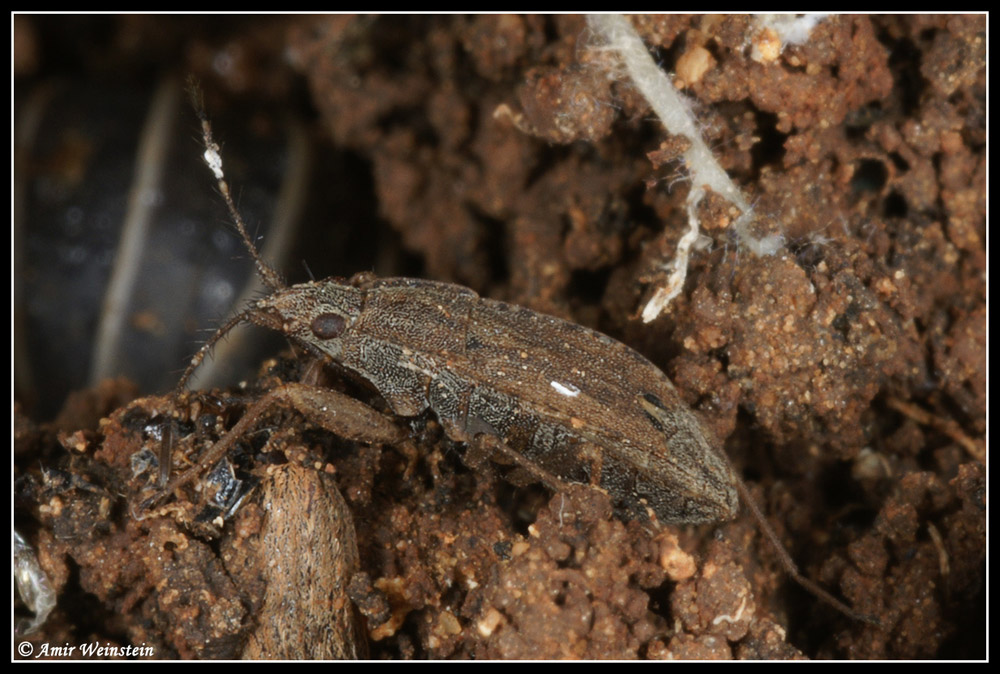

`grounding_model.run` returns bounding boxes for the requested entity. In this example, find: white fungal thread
[587,14,785,322]
[751,14,829,63]
[711,595,749,626]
